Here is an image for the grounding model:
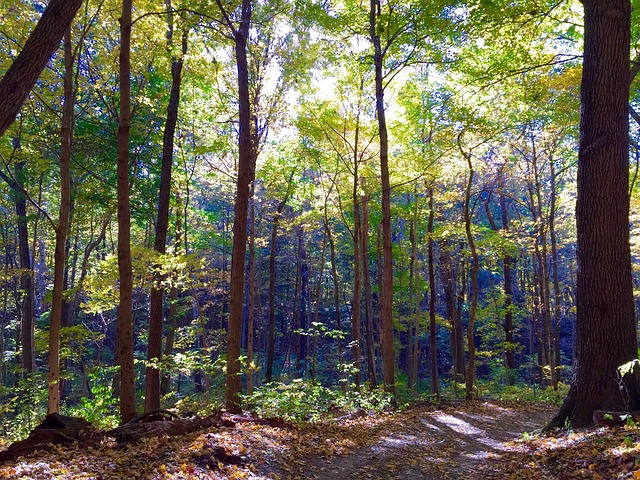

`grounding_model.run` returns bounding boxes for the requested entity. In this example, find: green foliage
[0,373,47,441]
[244,380,392,423]
[62,368,119,429]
